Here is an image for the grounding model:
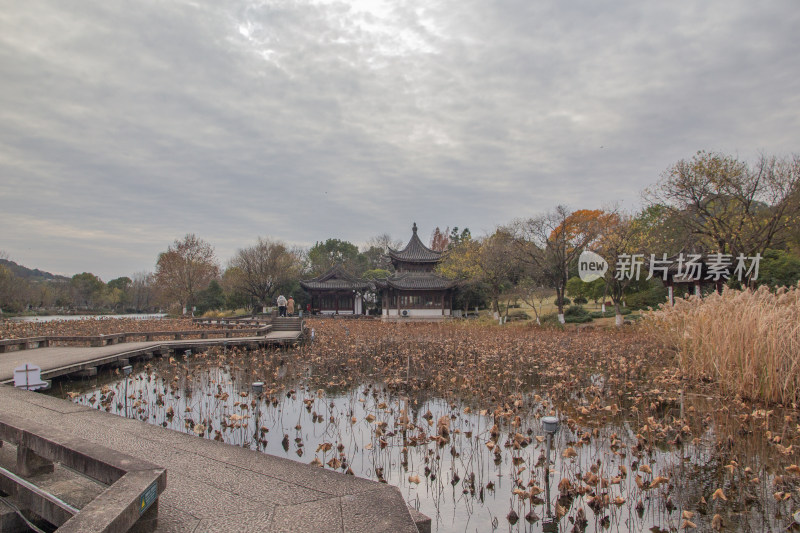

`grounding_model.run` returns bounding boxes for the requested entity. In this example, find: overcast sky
[1,0,798,280]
